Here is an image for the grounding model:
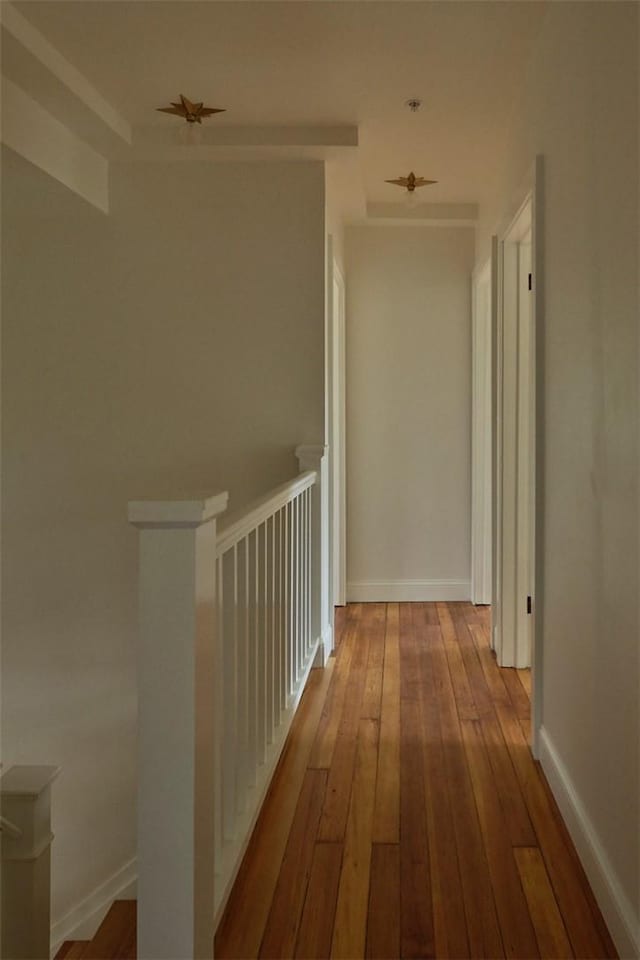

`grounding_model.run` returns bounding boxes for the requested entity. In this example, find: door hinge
[528,273,532,291]
[527,595,532,615]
